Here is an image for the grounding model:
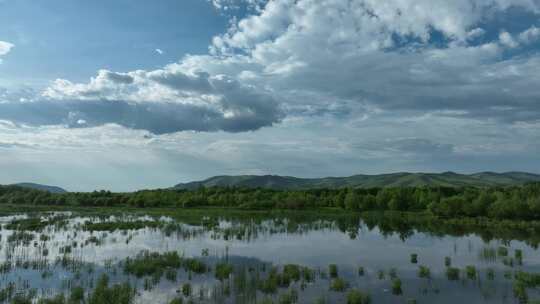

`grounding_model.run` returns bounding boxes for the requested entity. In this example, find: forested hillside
[174,172,540,190]
[2,183,540,221]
